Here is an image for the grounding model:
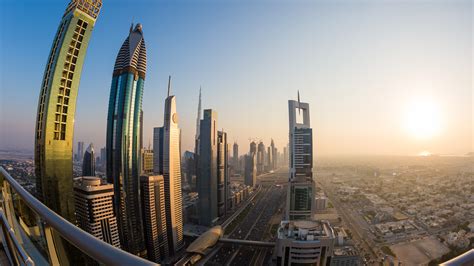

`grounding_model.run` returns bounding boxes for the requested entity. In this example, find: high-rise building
[283,146,288,168]
[140,175,169,263]
[73,176,120,248]
[244,152,257,187]
[77,141,84,162]
[249,141,257,154]
[271,139,277,170]
[100,147,106,171]
[217,130,229,216]
[82,143,95,176]
[34,0,102,221]
[232,142,239,169]
[257,142,265,175]
[194,87,202,156]
[287,97,314,221]
[106,24,147,254]
[141,148,154,175]
[198,109,218,226]
[267,146,273,171]
[153,77,184,254]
